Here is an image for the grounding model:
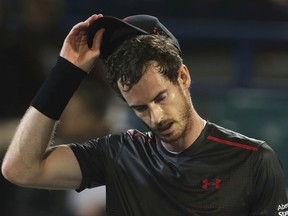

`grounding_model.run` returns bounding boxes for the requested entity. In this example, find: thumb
[91,28,105,53]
